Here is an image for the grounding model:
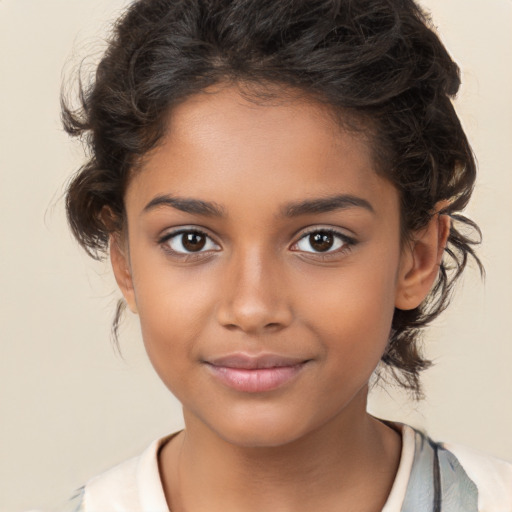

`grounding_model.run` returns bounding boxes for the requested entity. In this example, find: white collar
[83,424,417,511]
